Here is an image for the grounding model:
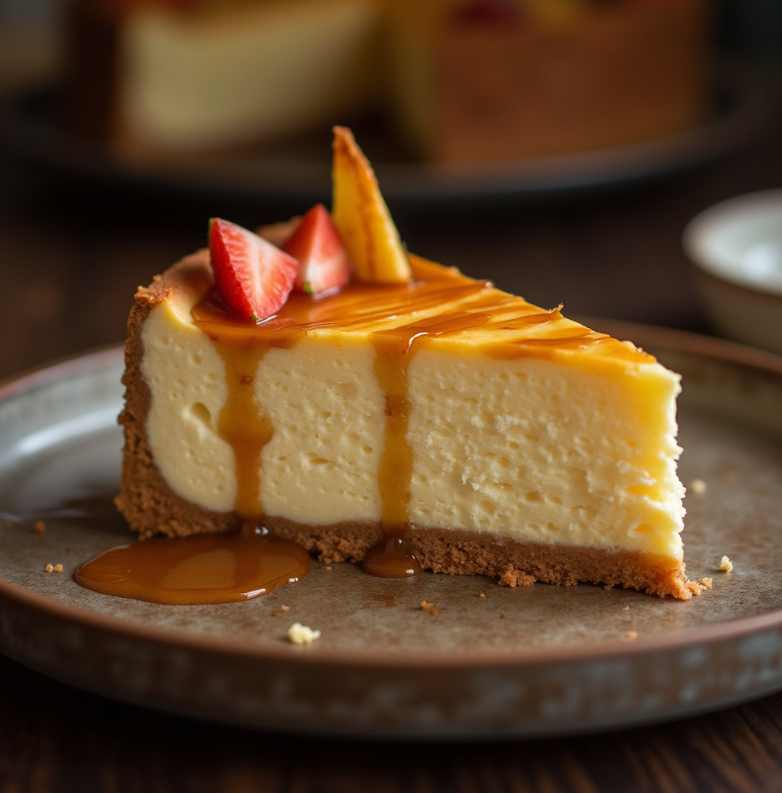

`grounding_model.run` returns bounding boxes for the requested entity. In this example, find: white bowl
[684,189,782,355]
